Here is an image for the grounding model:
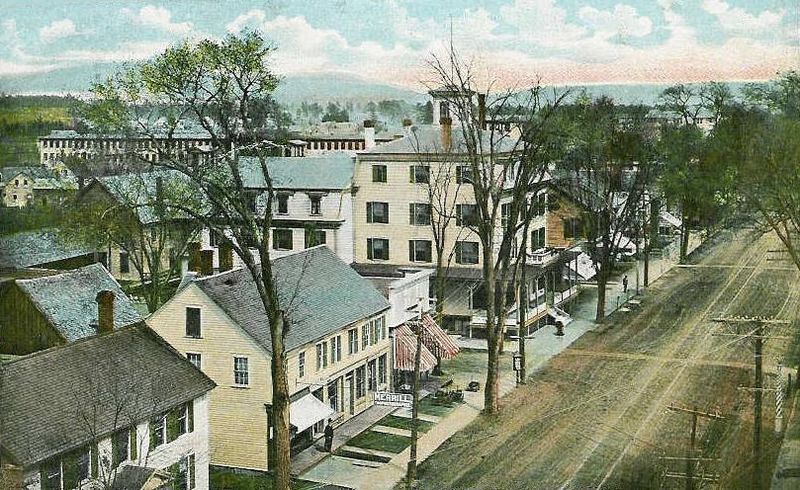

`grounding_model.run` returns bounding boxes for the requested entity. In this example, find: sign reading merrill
[374,391,413,408]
